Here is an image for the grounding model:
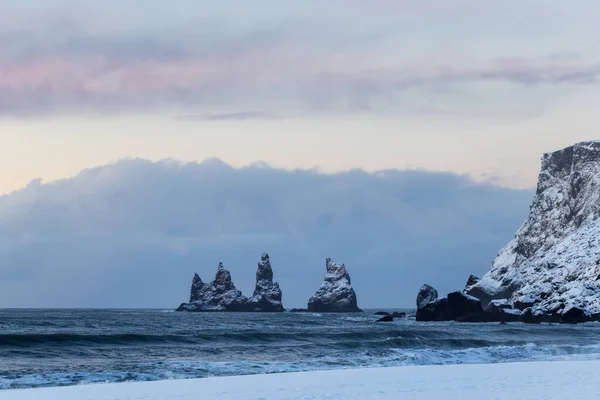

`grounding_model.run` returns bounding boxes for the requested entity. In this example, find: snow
[4,361,600,400]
